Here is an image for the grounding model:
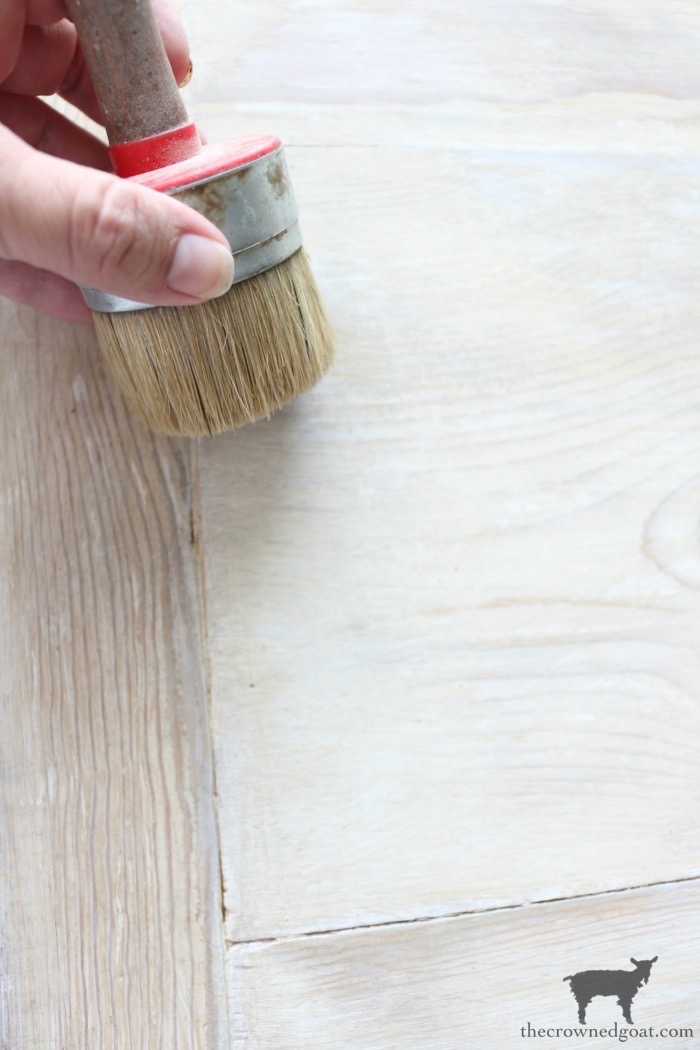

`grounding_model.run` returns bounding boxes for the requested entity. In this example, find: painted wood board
[198,139,700,939]
[1,0,699,1044]
[187,0,700,106]
[228,880,700,1050]
[0,307,228,1047]
[192,1,700,943]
